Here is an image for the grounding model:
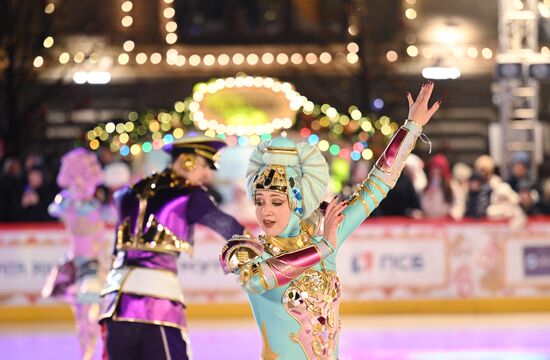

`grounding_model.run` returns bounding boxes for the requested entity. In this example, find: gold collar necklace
[259,232,312,255]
